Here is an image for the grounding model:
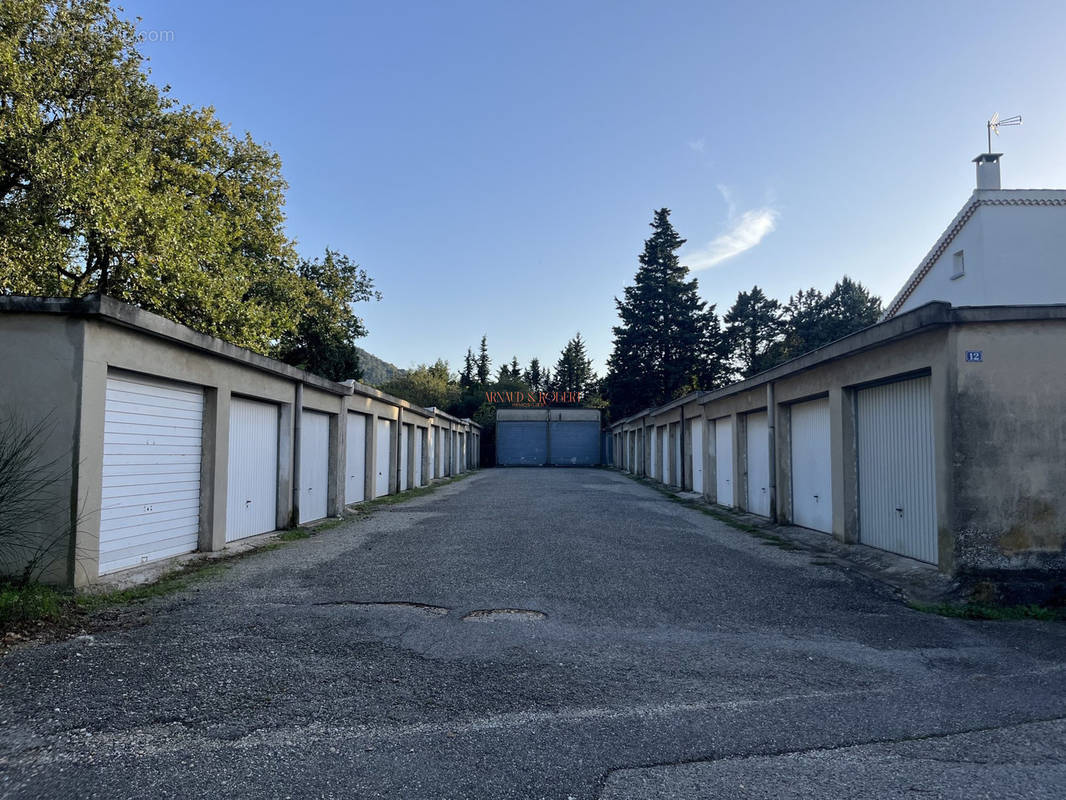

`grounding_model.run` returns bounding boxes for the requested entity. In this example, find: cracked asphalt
[2,468,1066,799]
